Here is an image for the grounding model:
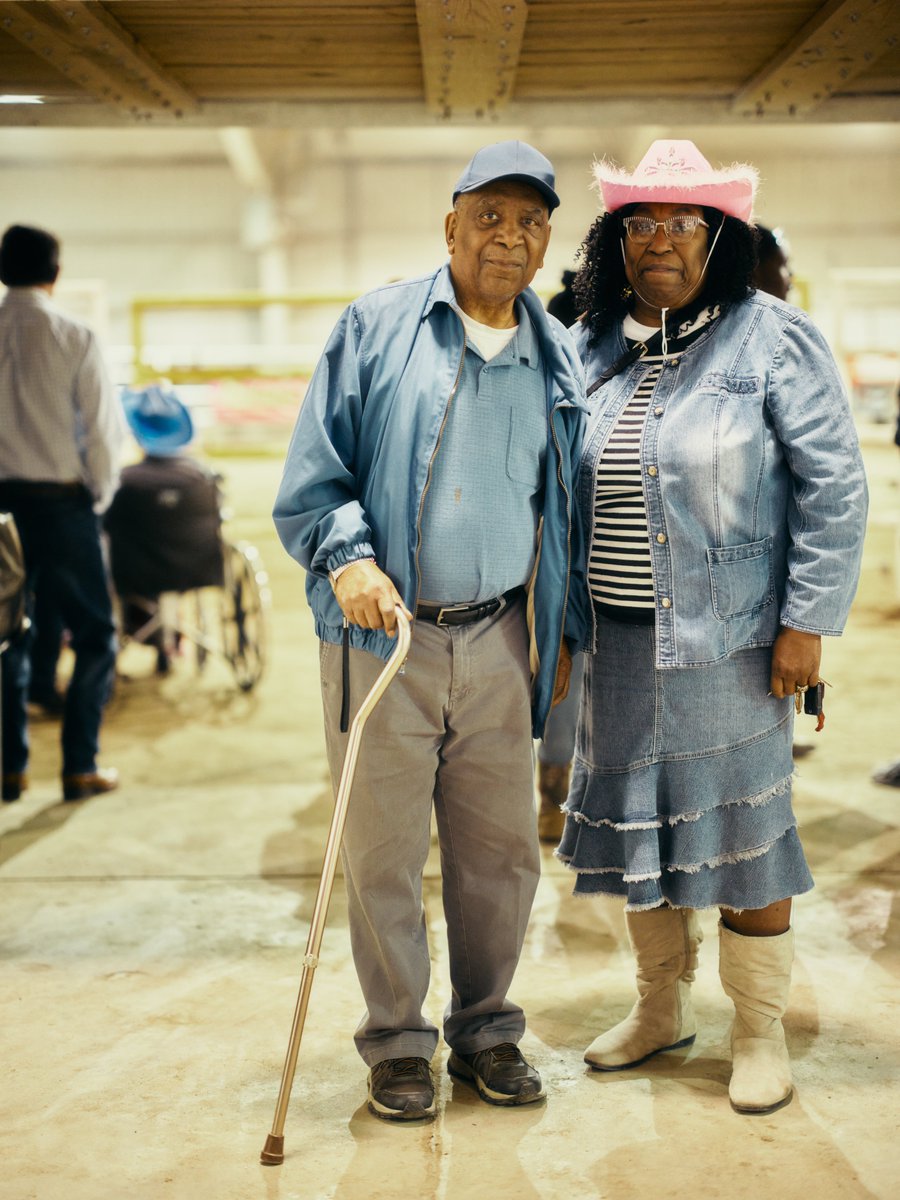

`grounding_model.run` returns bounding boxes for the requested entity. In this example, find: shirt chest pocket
[506,406,547,490]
